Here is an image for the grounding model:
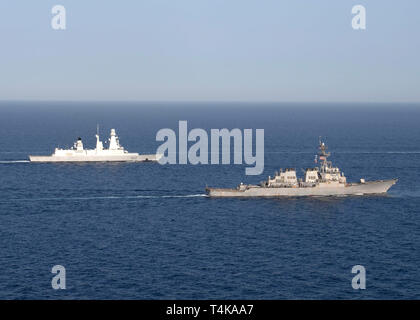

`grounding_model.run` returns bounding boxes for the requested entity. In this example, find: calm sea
[0,101,419,299]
